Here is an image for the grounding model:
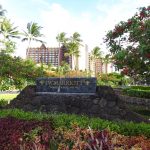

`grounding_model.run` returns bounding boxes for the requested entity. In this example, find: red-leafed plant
[105,6,150,83]
[0,117,53,150]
